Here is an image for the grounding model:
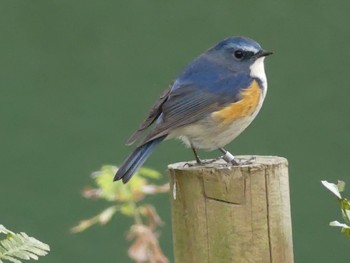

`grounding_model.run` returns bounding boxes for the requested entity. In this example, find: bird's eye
[234,50,244,59]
